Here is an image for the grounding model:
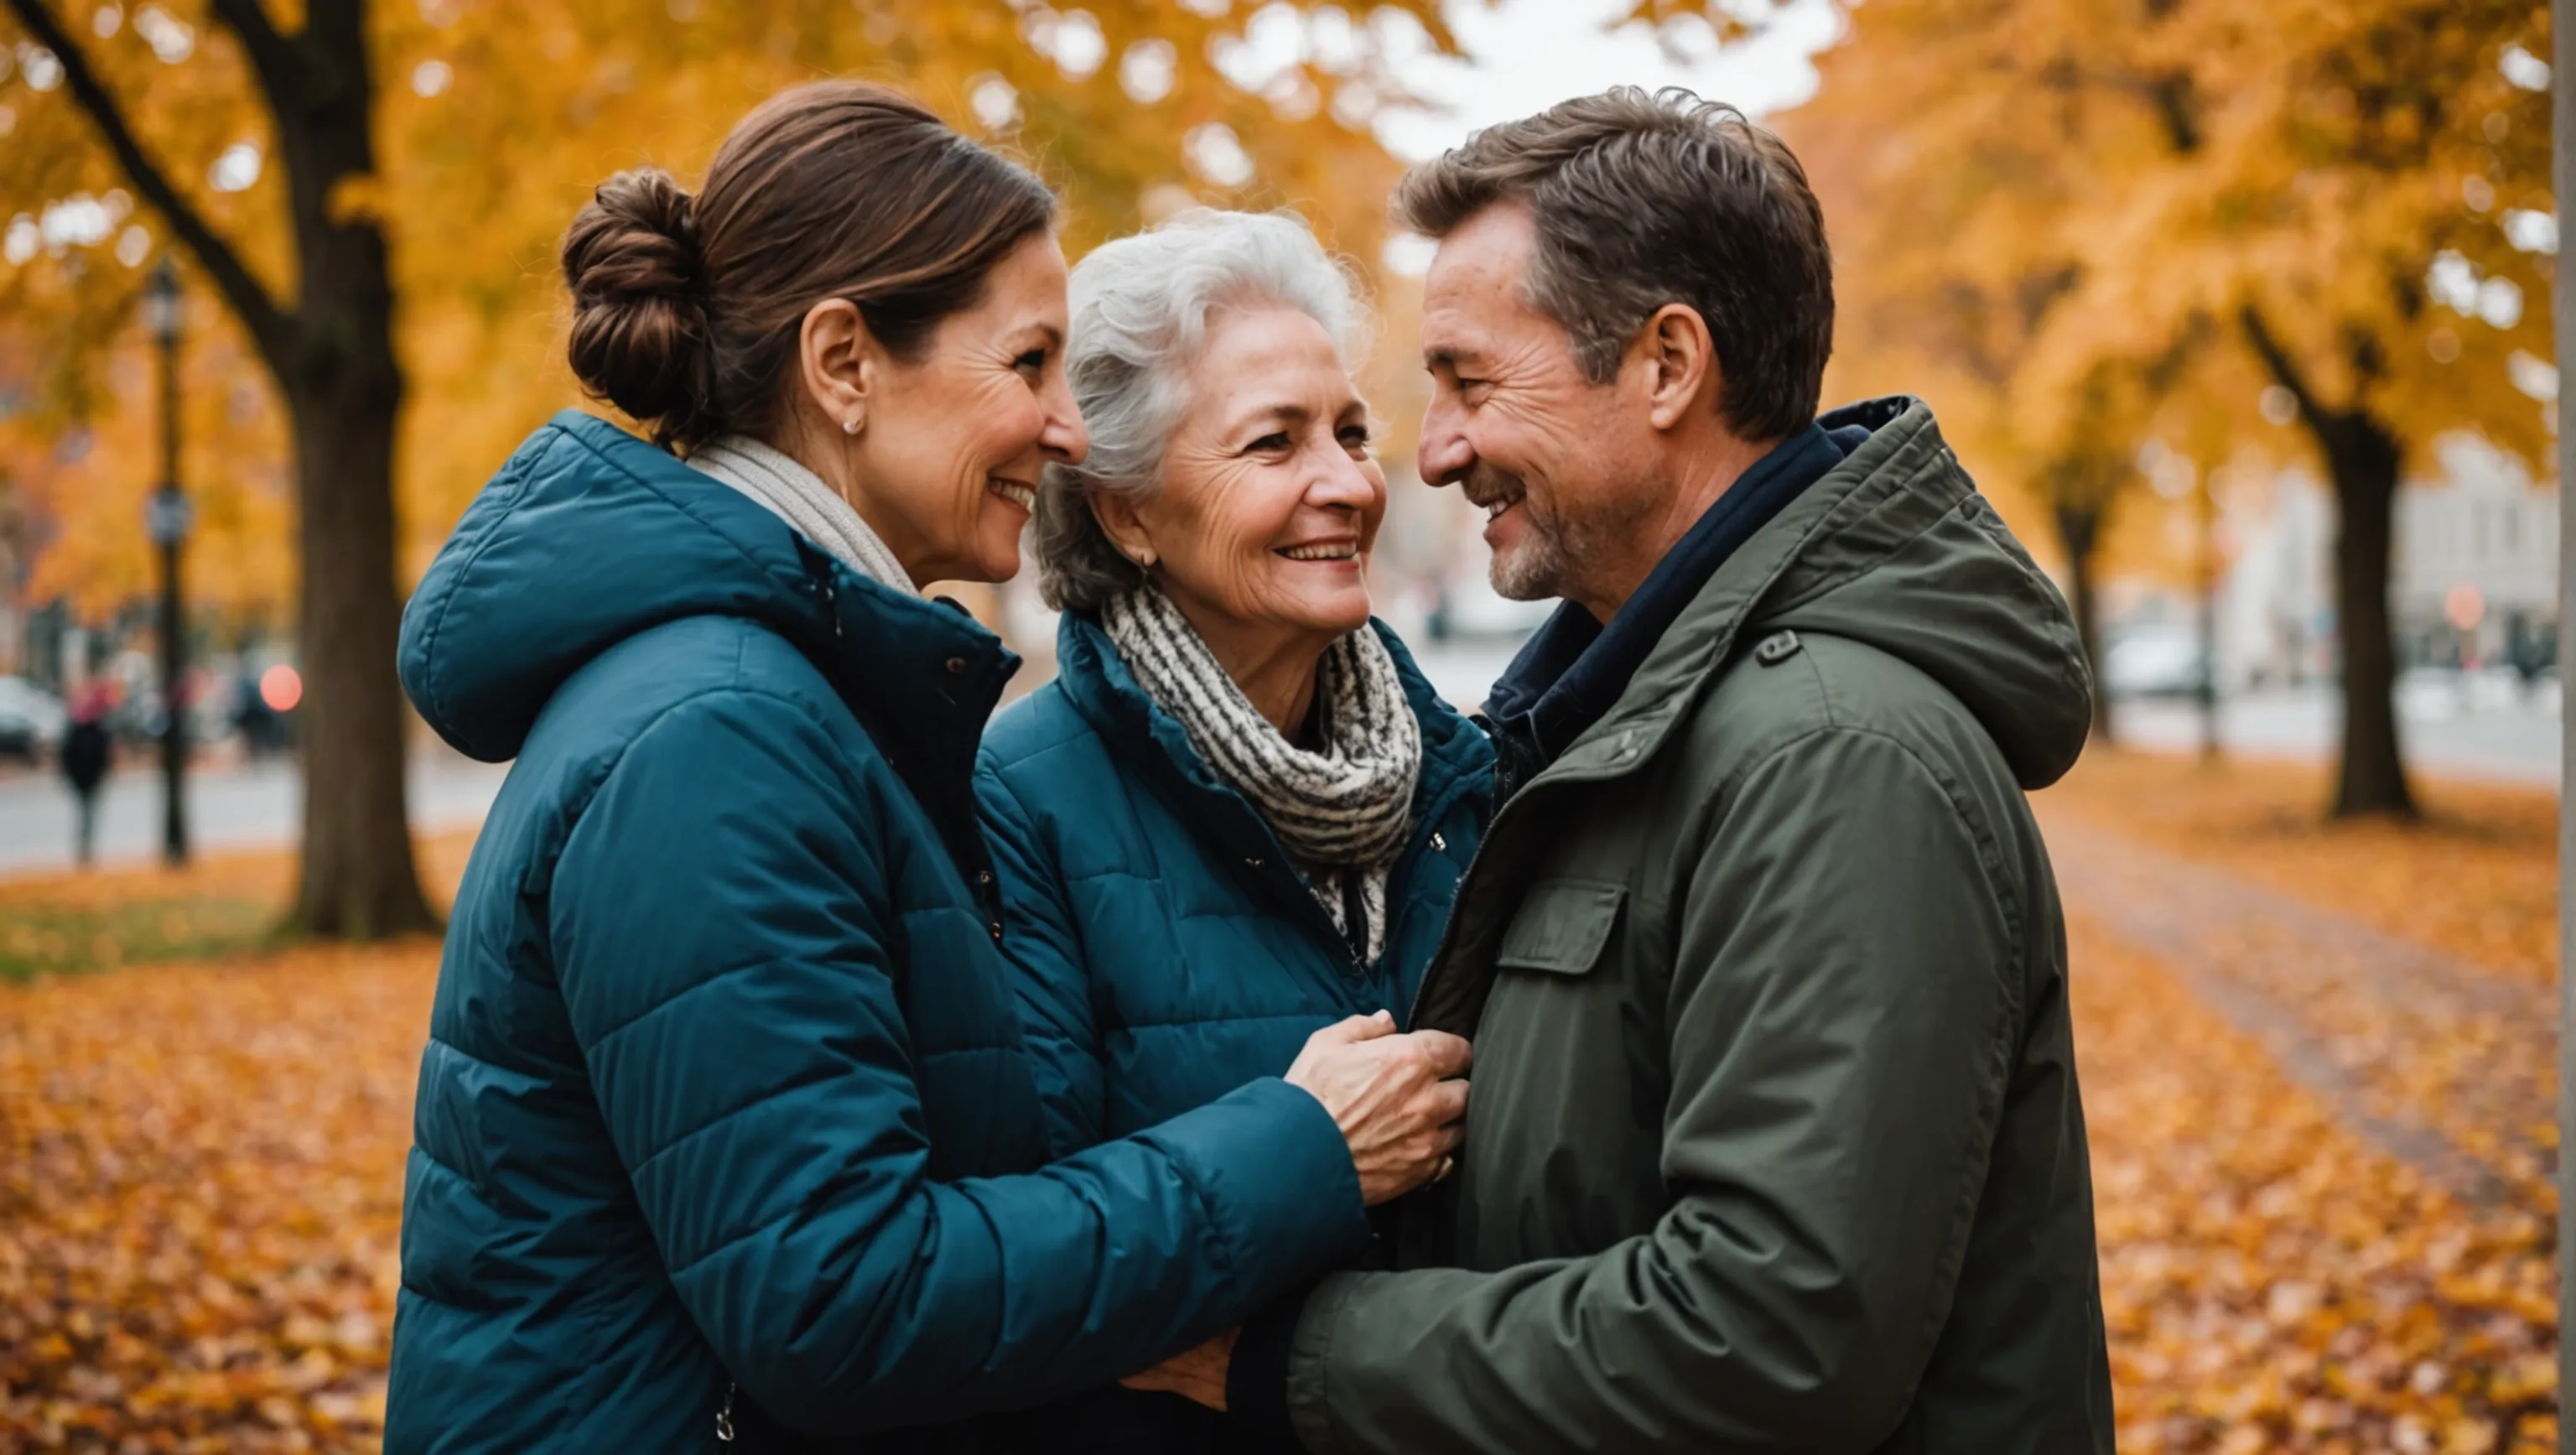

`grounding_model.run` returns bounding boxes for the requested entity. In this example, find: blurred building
[2392,434,2558,672]
[2106,431,2558,692]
